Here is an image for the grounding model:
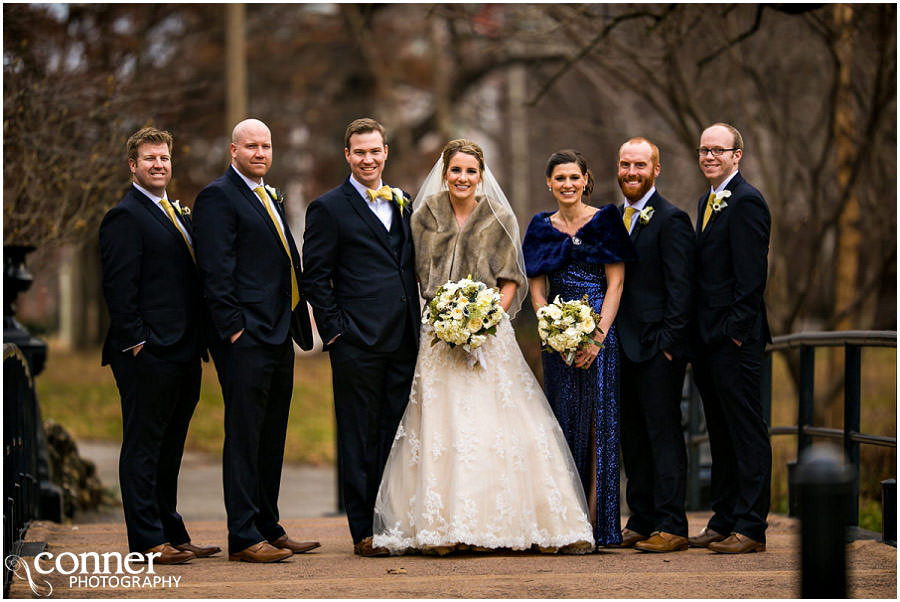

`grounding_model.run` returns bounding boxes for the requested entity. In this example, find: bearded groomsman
[302,118,419,556]
[193,118,317,563]
[614,138,694,553]
[100,126,219,564]
[688,122,772,554]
